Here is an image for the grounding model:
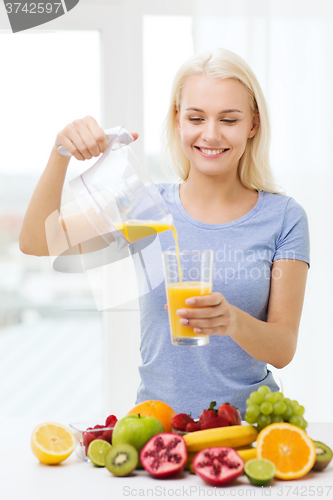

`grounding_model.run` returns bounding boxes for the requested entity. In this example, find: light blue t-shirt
[131,183,310,418]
